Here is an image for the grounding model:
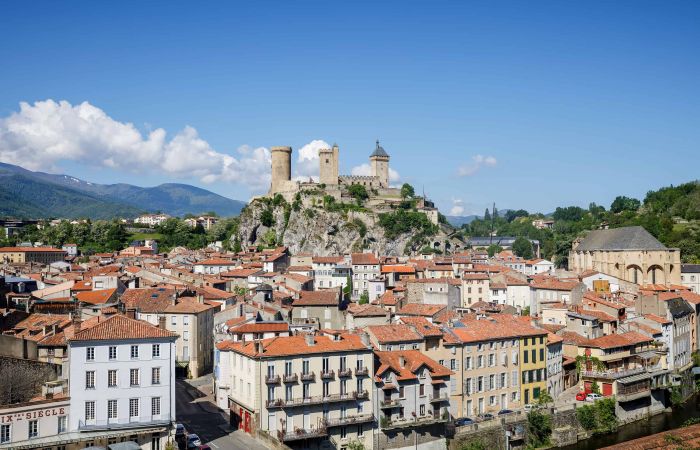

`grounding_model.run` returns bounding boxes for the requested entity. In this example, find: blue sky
[0,1,698,216]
